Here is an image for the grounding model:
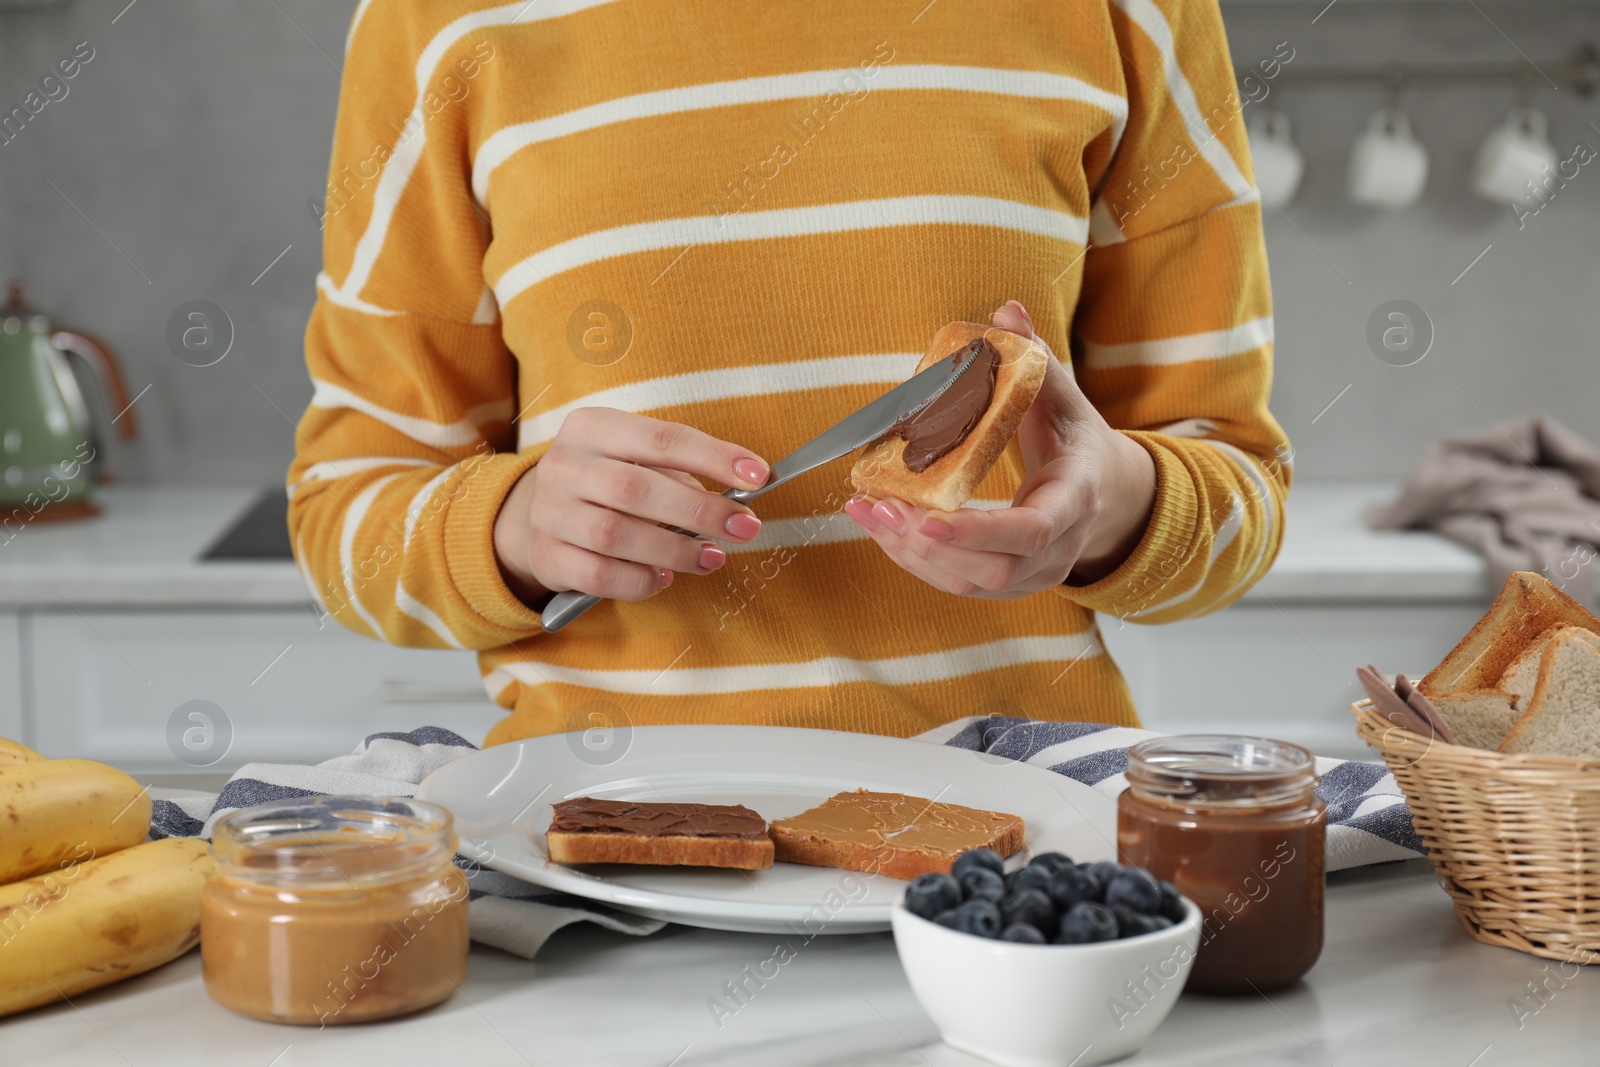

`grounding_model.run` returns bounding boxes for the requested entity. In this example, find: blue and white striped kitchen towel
[149,717,1423,959]
[920,717,1425,872]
